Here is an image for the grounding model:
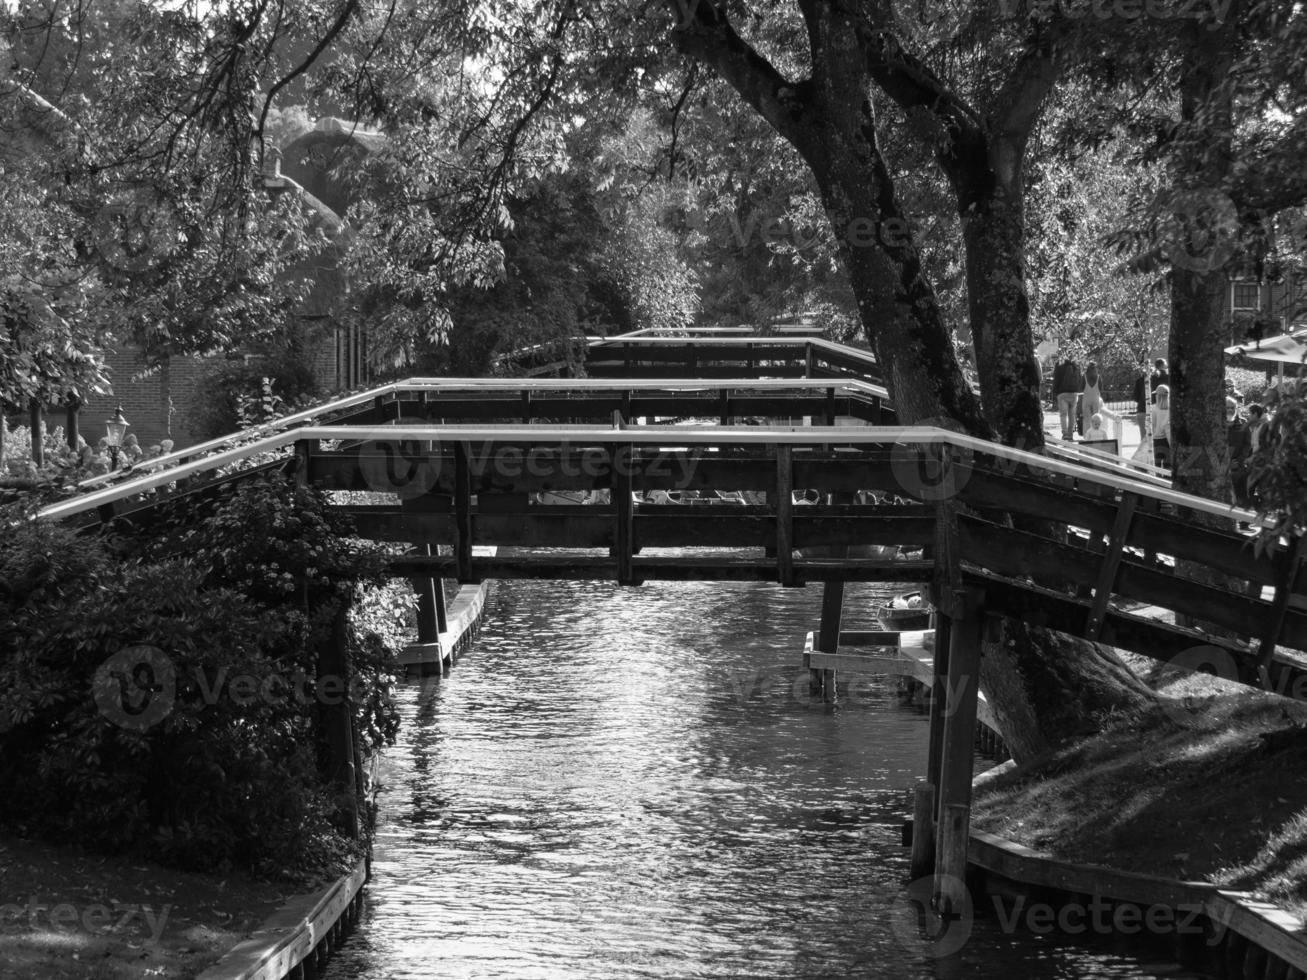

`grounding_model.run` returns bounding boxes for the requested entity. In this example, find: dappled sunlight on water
[329,576,1185,979]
